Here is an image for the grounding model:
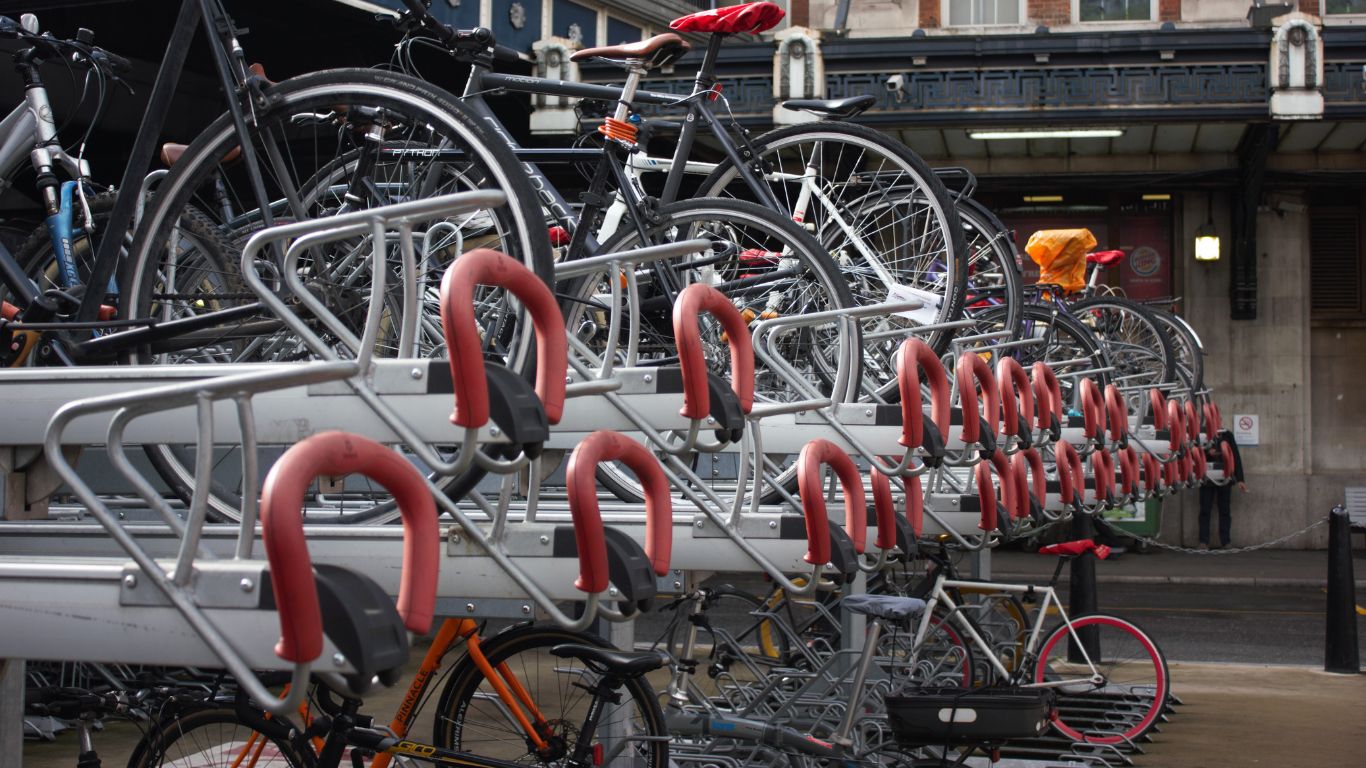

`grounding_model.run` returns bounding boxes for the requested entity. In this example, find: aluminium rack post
[0,658,22,766]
